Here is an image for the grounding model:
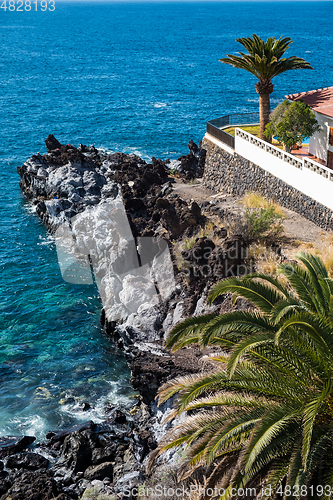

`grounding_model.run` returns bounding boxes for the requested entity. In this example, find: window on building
[329,127,333,146]
[328,151,333,169]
